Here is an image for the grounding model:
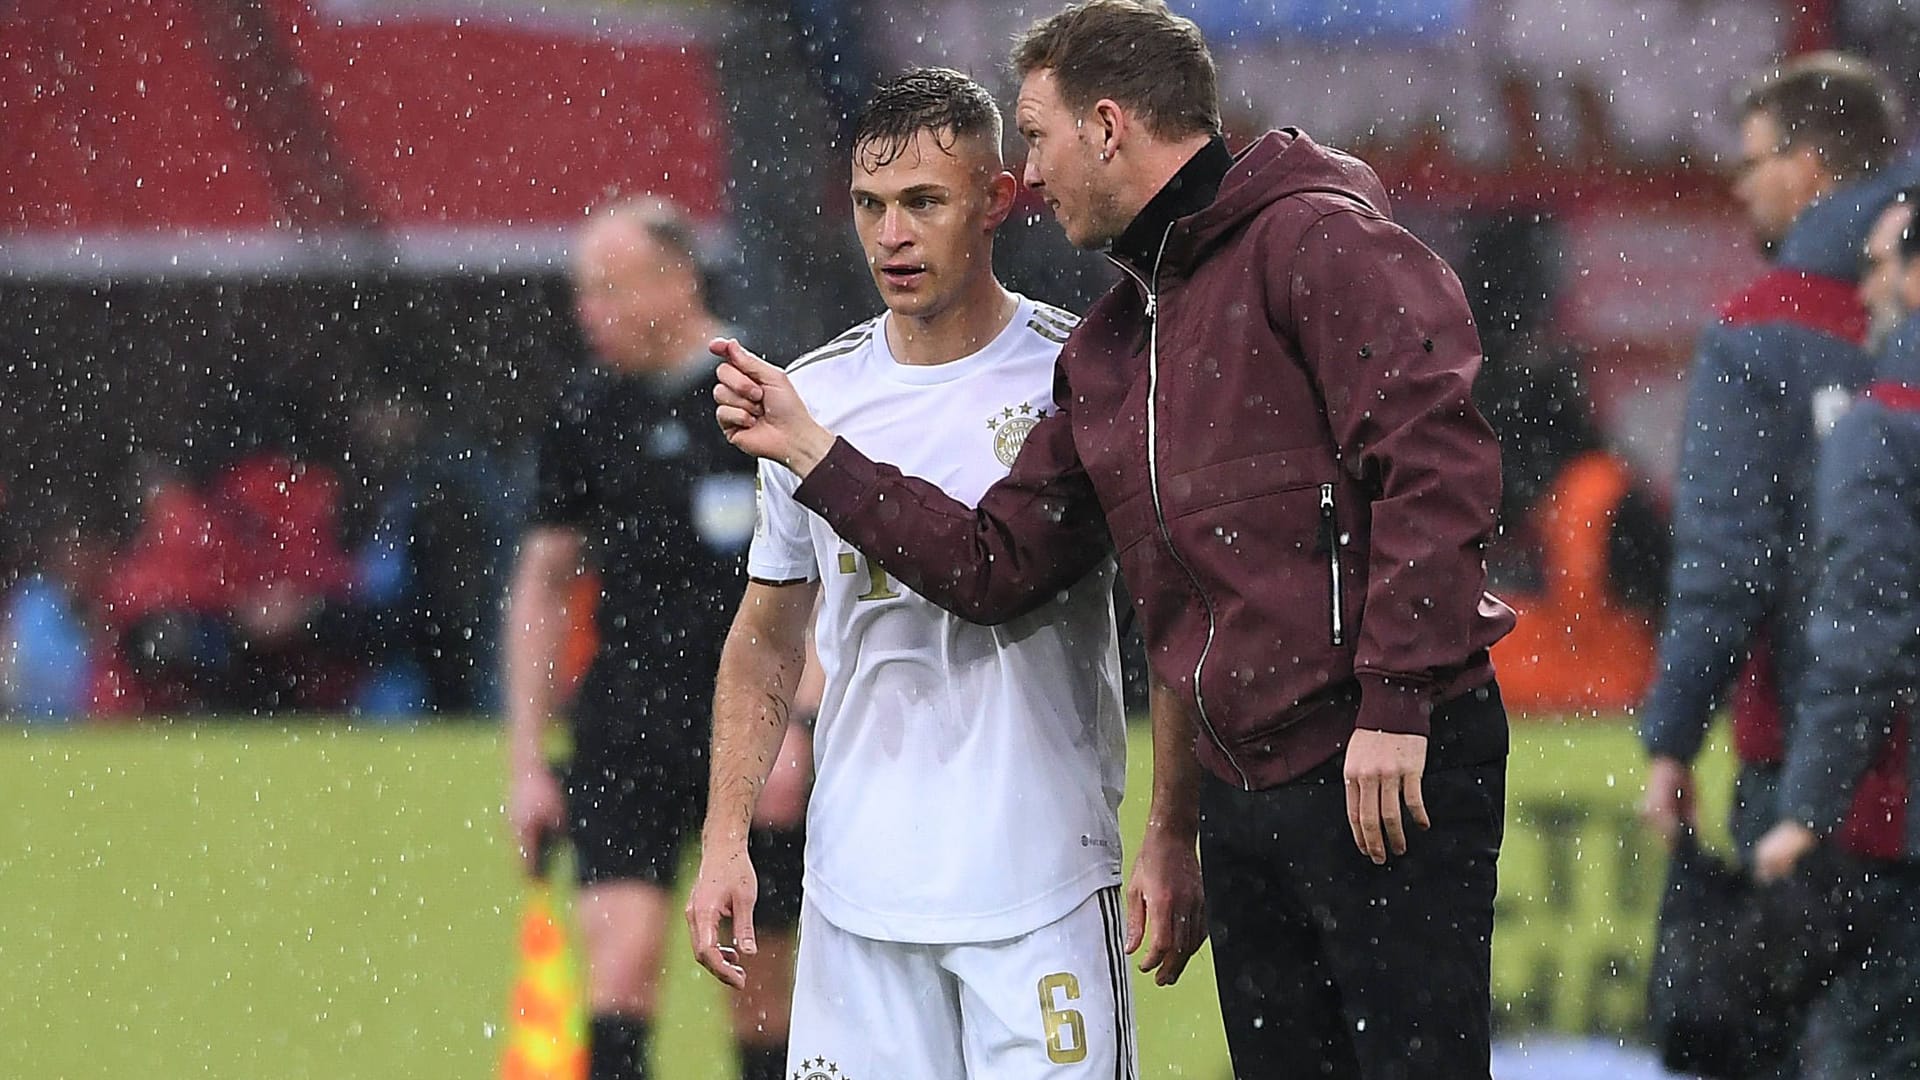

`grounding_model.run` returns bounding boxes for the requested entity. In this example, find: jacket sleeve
[1779,409,1916,833]
[1287,208,1505,736]
[1638,321,1793,763]
[792,385,1113,624]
